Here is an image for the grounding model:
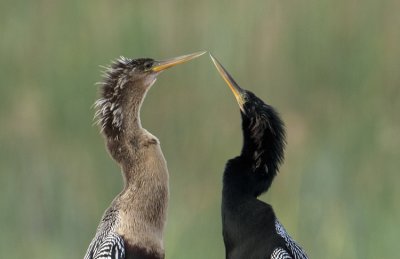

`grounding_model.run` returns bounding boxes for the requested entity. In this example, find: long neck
[120,84,147,134]
[113,84,169,255]
[101,81,149,164]
[239,106,286,195]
